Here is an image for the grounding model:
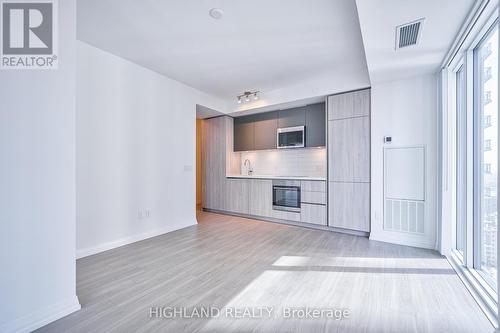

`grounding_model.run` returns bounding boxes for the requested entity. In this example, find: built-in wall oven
[272,181,301,212]
[277,126,305,149]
